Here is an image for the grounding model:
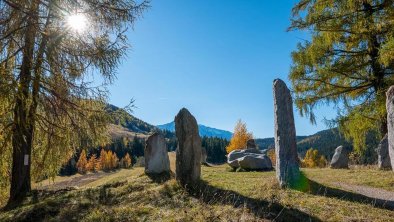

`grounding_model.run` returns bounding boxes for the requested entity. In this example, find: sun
[66,14,88,33]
